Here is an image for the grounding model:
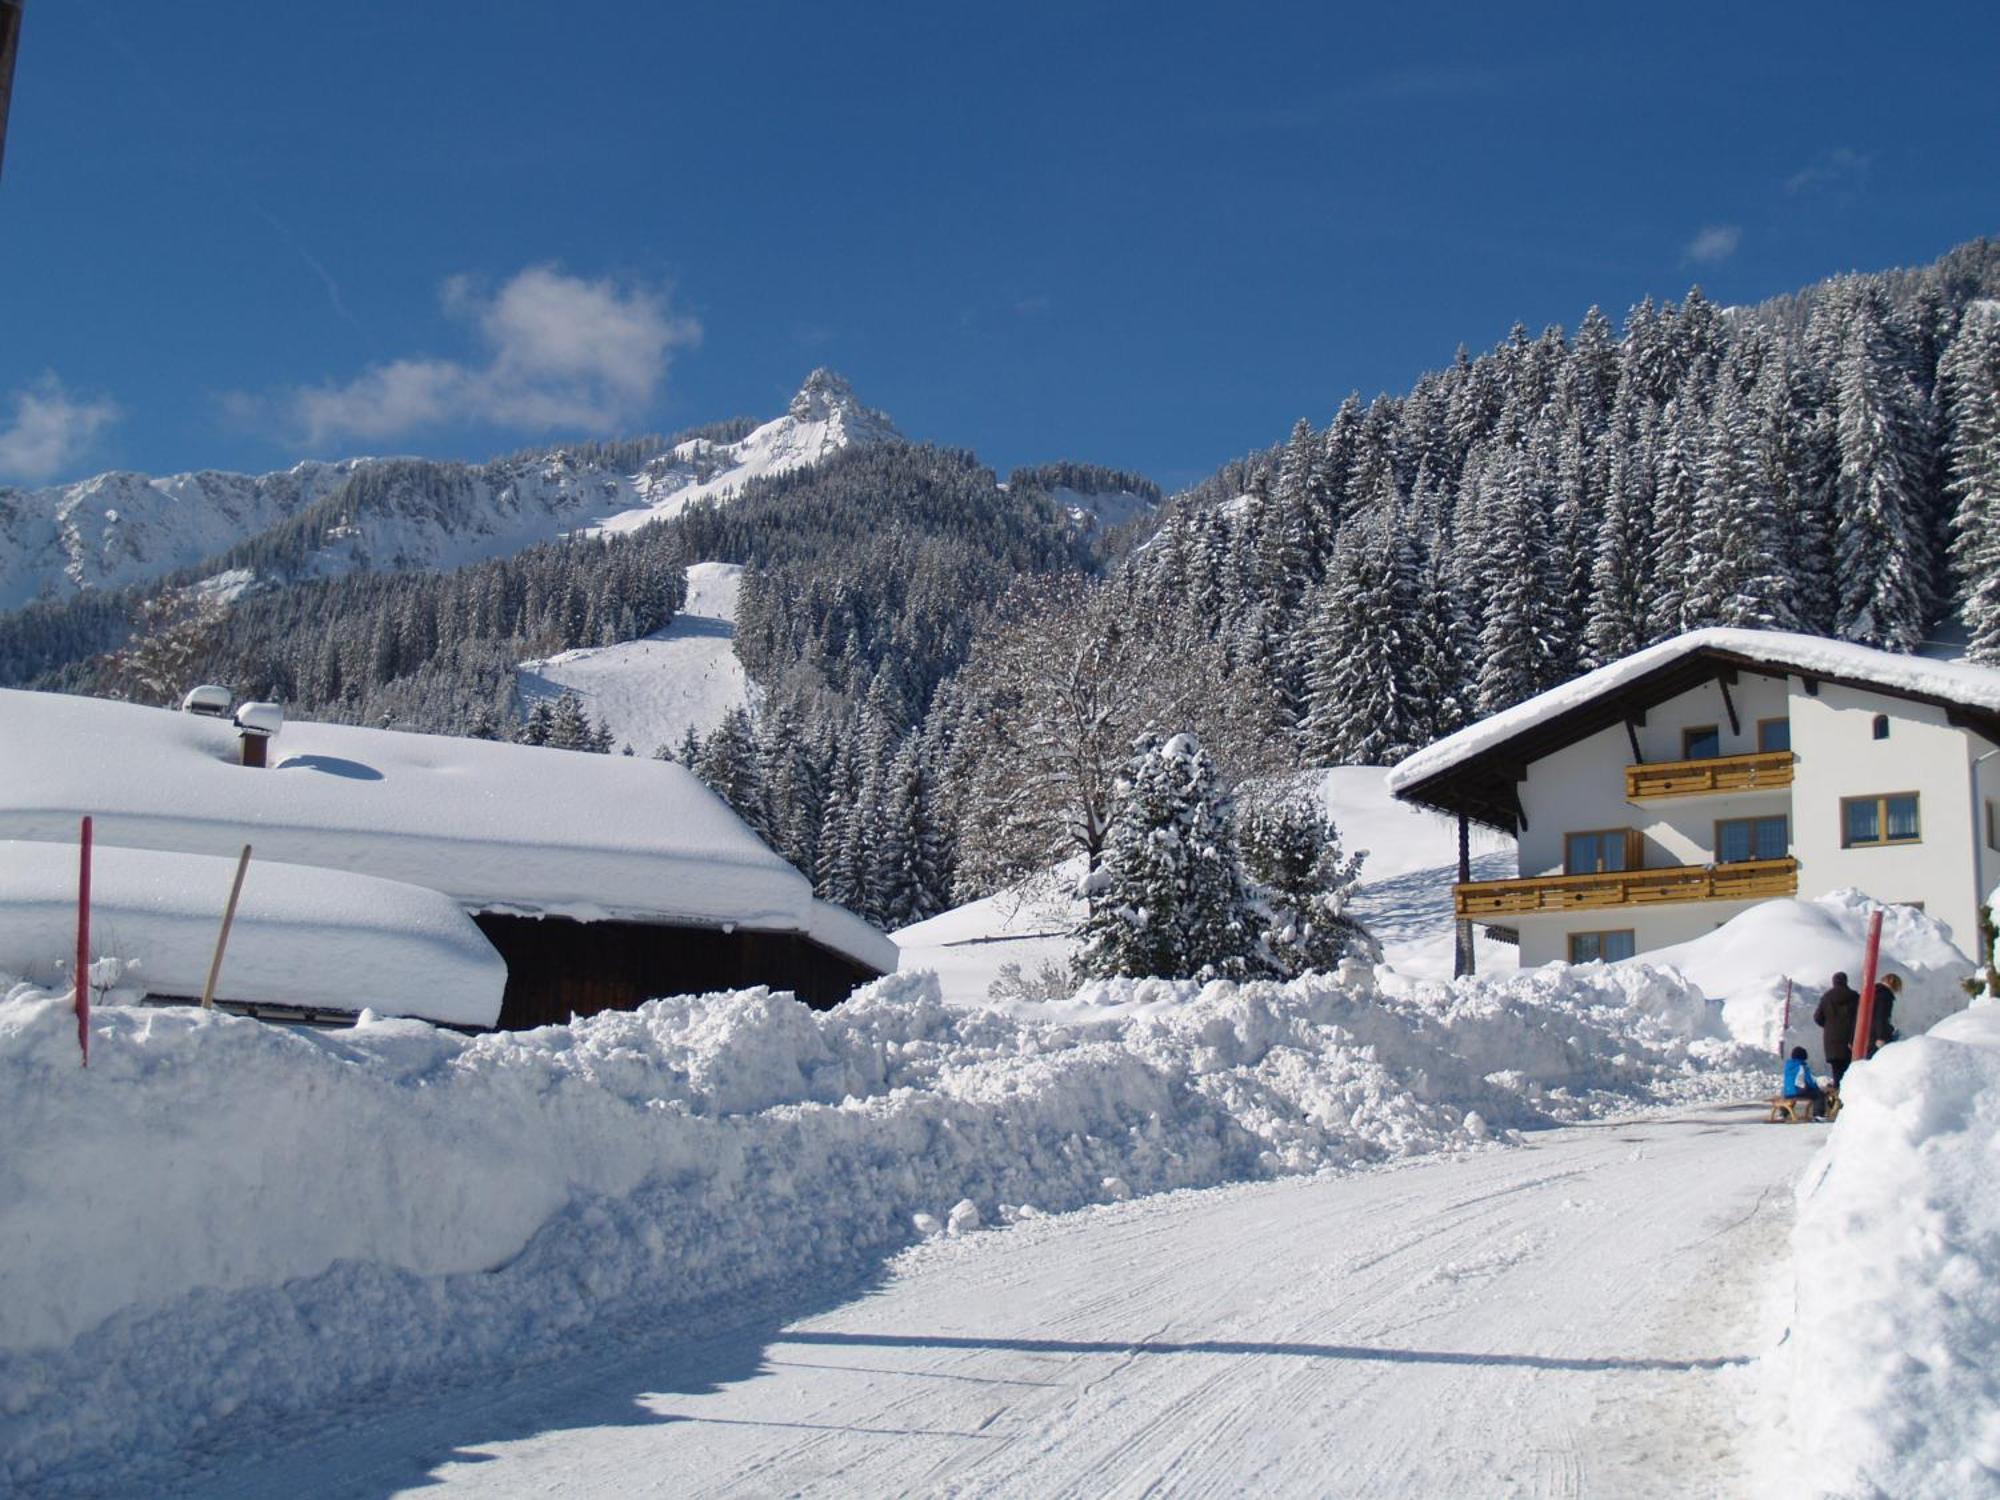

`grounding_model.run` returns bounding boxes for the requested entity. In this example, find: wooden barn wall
[473,914,878,1030]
